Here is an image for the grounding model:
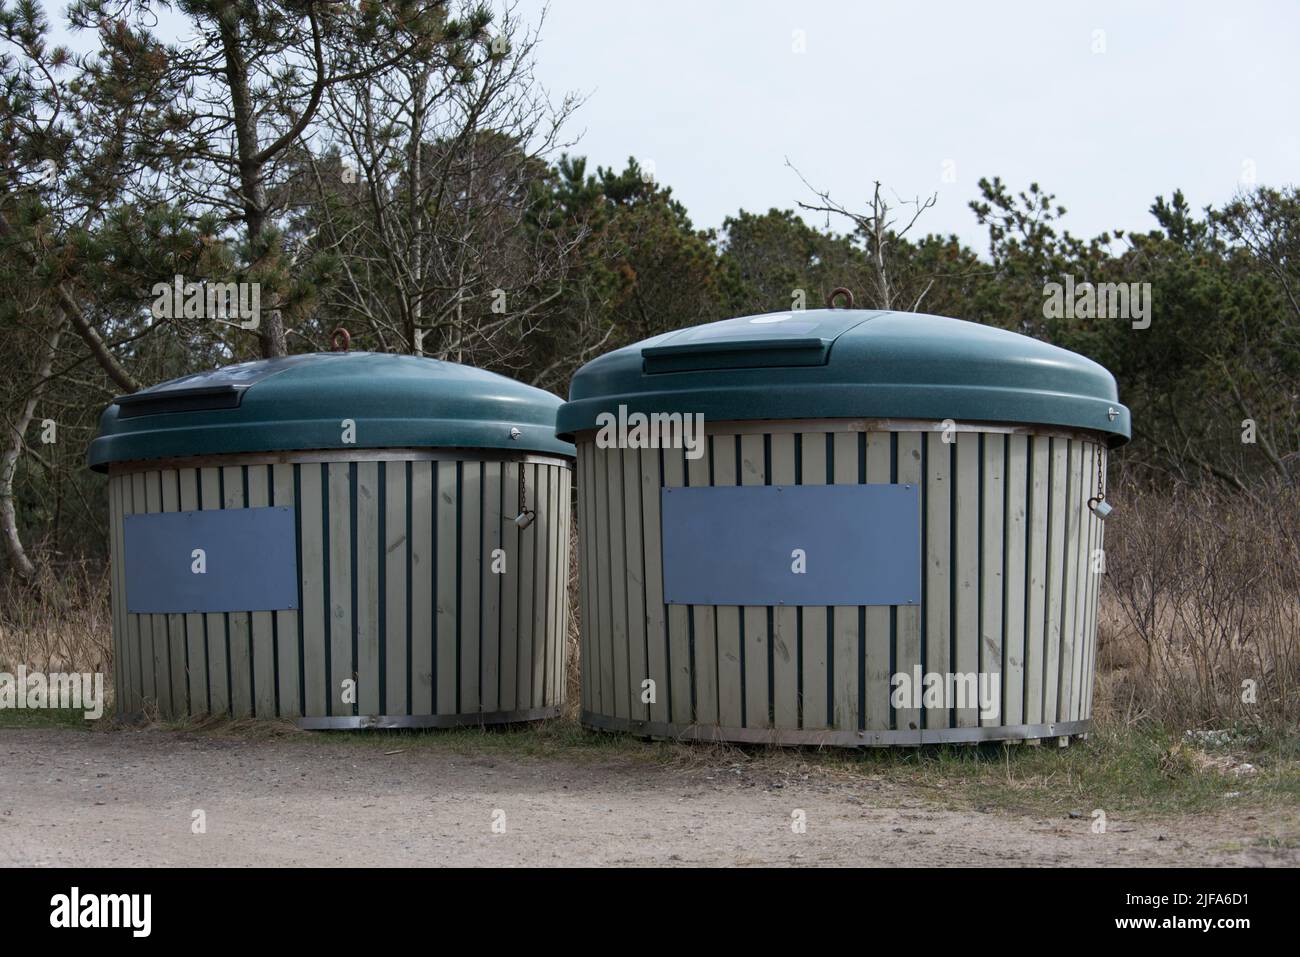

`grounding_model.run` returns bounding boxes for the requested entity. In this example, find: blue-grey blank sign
[124,507,299,614]
[660,484,920,606]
